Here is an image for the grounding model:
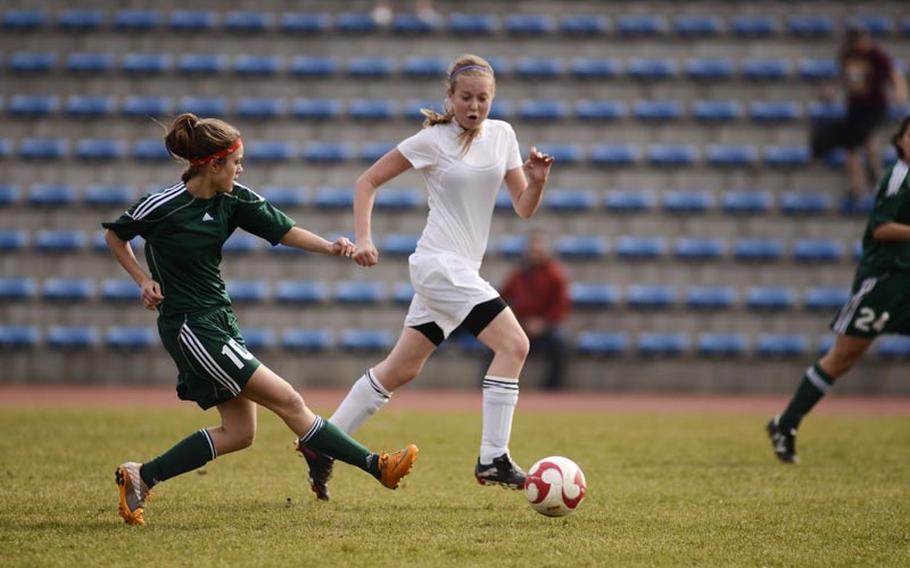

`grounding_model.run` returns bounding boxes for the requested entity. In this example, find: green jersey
[102,181,295,317]
[859,159,910,272]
